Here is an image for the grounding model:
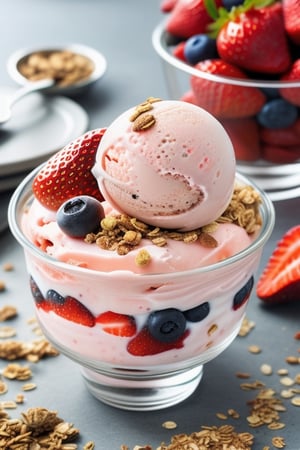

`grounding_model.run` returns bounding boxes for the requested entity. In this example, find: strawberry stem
[205,0,276,38]
[204,0,219,20]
